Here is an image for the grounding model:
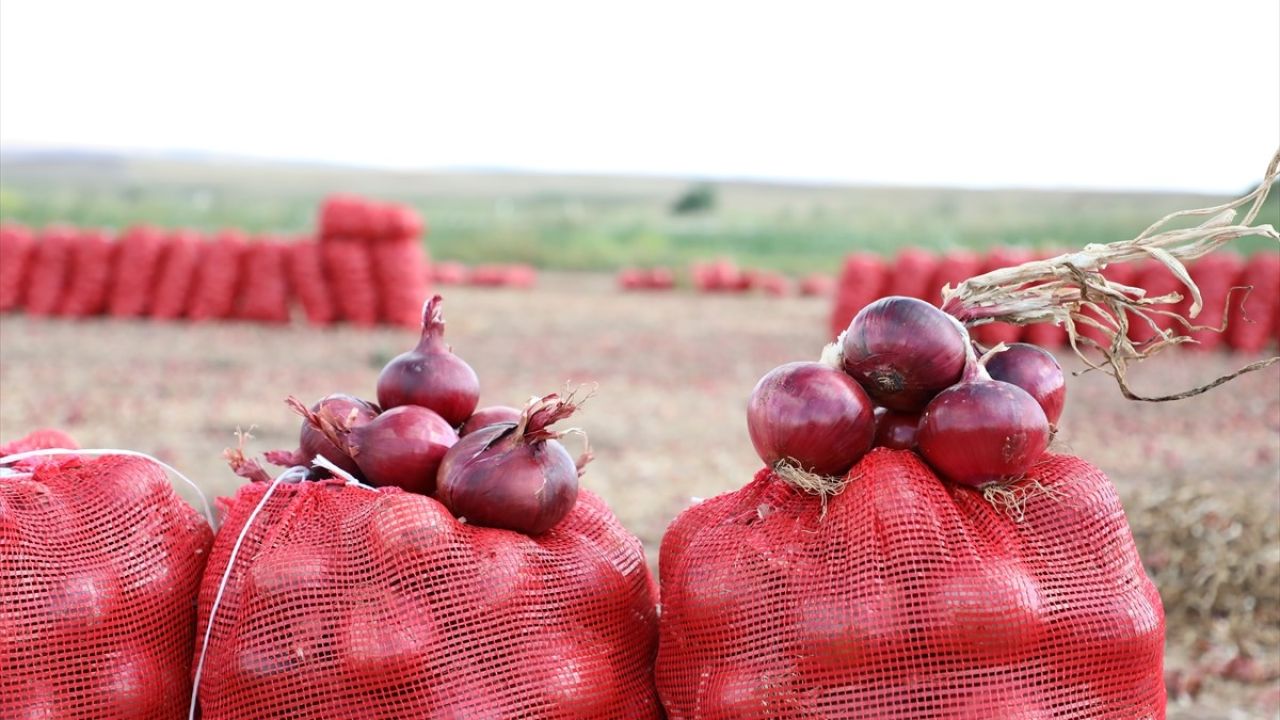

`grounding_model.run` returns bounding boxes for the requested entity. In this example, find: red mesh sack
[0,427,79,456]
[656,449,1165,719]
[830,253,888,337]
[285,237,335,325]
[371,238,430,327]
[0,450,214,719]
[972,247,1035,347]
[236,238,292,324]
[61,229,118,318]
[929,250,982,308]
[23,225,77,317]
[150,229,204,320]
[191,479,661,719]
[188,230,247,322]
[1178,252,1244,352]
[321,238,379,326]
[1226,251,1280,351]
[886,248,940,303]
[0,223,36,312]
[106,225,166,318]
